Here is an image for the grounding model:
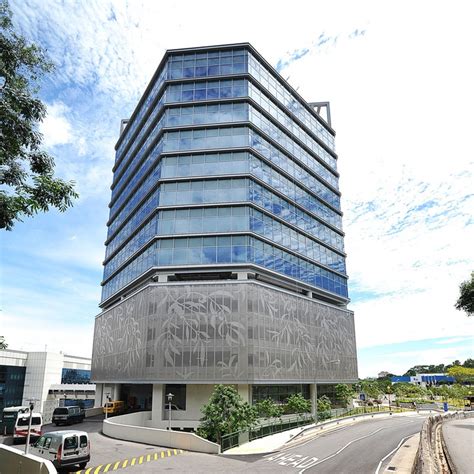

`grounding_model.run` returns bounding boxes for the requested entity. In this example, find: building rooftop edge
[115,42,335,152]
